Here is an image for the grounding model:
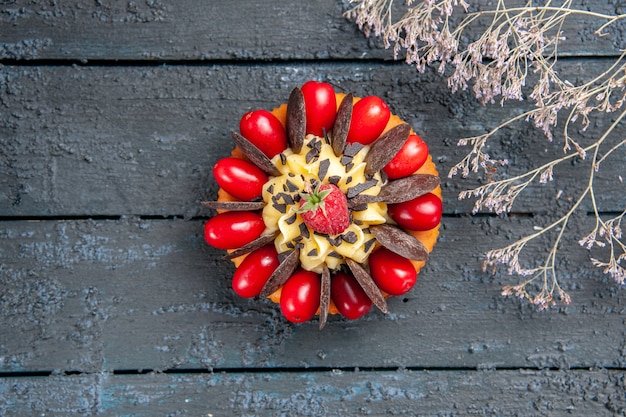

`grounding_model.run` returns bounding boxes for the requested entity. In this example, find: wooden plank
[1,0,624,61]
[1,62,624,217]
[1,216,624,373]
[0,369,624,416]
